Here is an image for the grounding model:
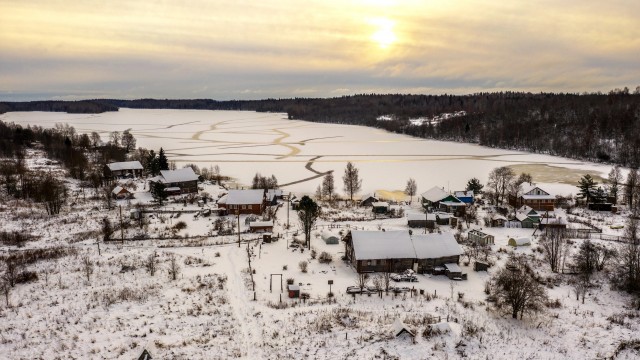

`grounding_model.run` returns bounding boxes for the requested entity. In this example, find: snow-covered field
[1,110,639,359]
[0,109,617,196]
